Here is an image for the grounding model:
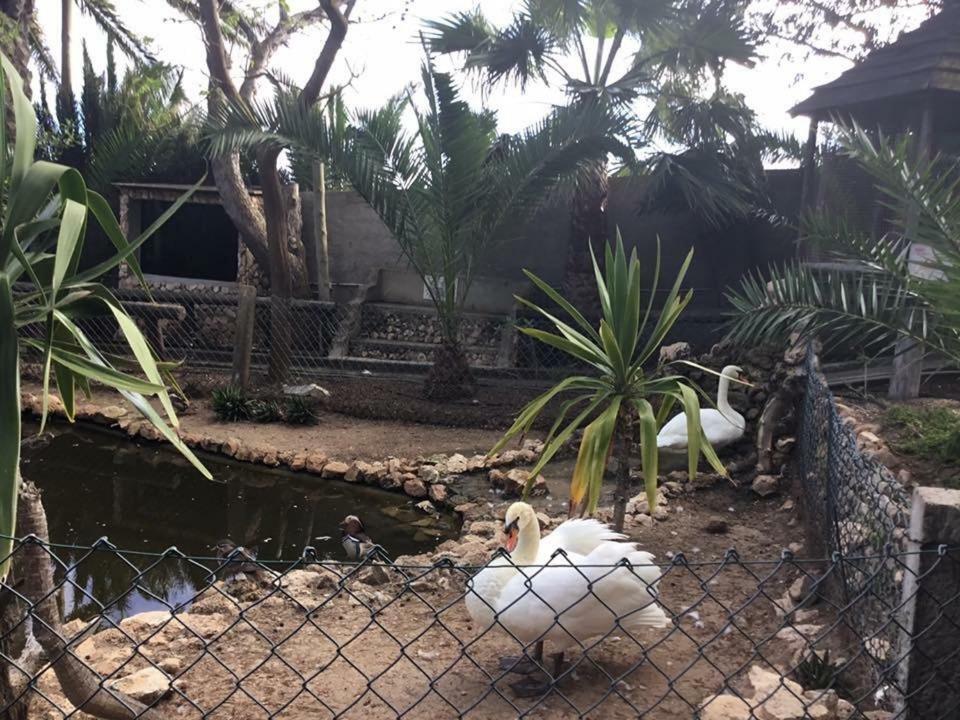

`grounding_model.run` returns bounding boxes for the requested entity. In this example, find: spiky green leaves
[493,229,726,517]
[0,53,210,572]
